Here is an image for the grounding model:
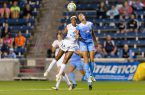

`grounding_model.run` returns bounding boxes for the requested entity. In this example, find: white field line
[0,88,84,92]
[0,88,145,93]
